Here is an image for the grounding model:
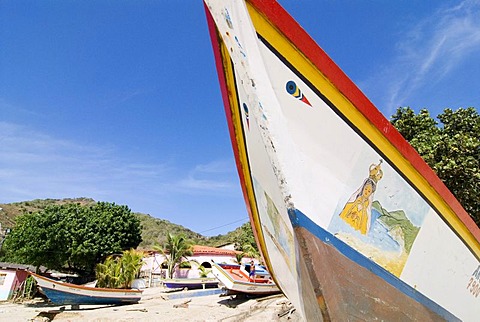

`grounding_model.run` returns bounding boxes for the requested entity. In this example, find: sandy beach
[0,287,302,322]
